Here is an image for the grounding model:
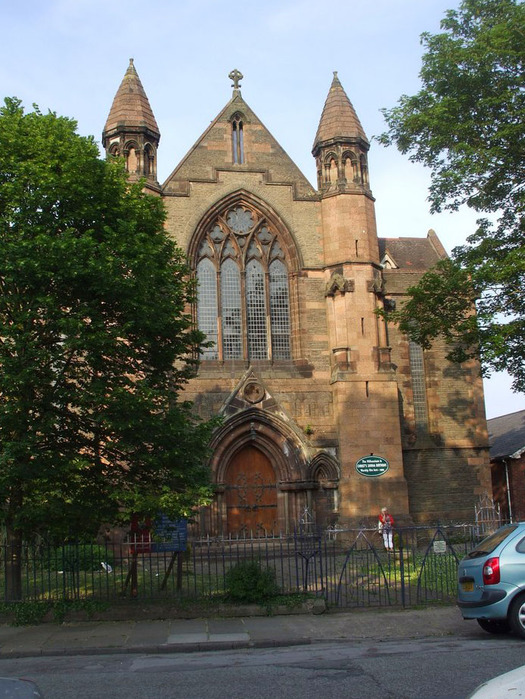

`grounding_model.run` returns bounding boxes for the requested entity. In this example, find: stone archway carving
[209,410,310,534]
